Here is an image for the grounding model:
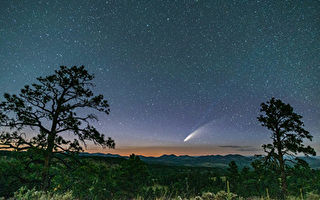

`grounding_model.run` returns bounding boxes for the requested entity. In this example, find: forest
[0,150,320,199]
[0,66,319,200]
